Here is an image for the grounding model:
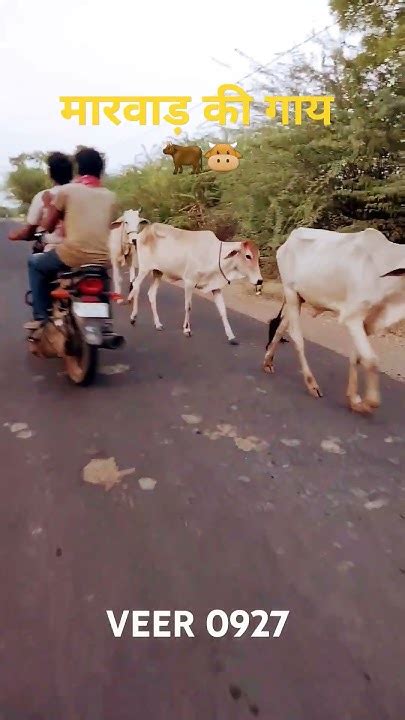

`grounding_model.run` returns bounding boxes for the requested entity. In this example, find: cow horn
[230,141,237,148]
[208,142,215,148]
